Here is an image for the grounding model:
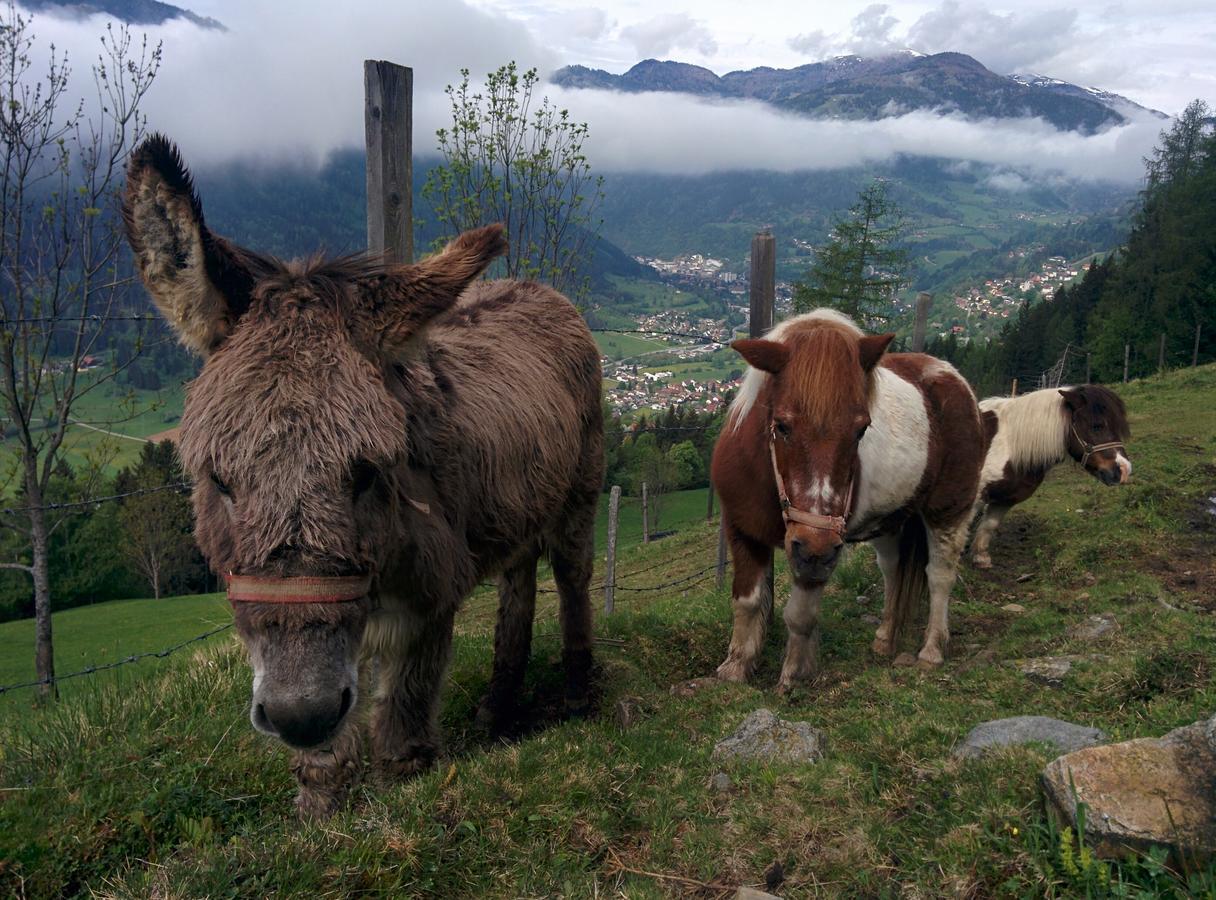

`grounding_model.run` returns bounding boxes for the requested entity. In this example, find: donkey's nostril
[254,702,274,735]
